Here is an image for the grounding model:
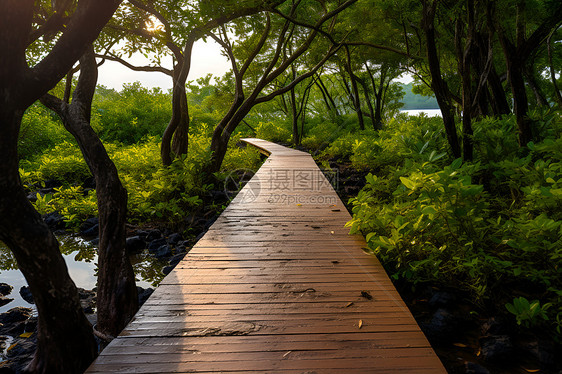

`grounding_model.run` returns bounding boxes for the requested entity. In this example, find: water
[400,108,442,117]
[0,235,157,314]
